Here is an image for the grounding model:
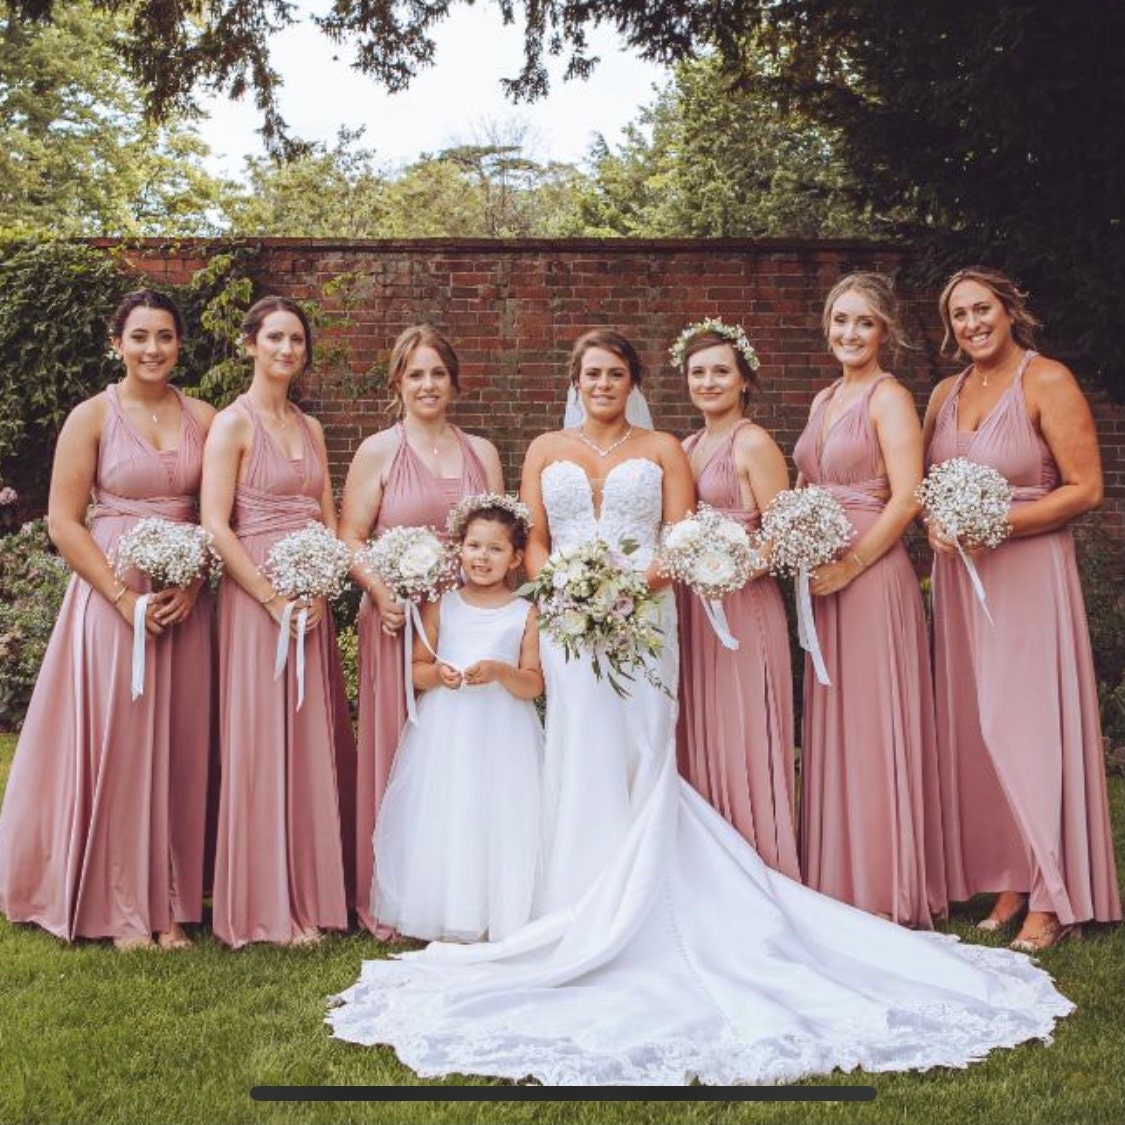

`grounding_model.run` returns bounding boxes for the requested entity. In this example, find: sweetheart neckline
[542,457,663,523]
